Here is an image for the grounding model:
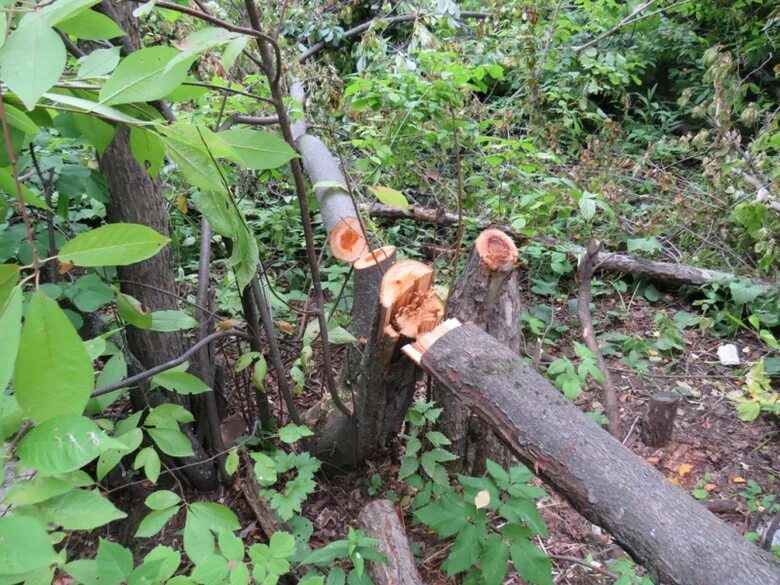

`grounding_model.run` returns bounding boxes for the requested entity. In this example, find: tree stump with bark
[641,392,682,447]
[306,249,443,467]
[434,229,522,474]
